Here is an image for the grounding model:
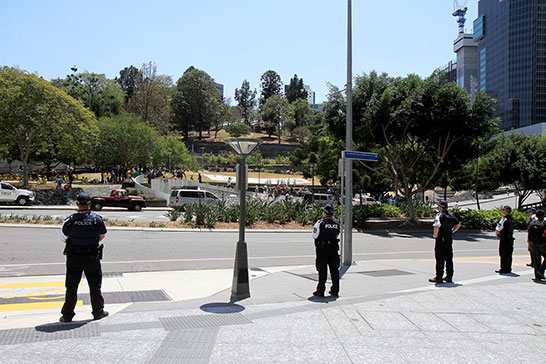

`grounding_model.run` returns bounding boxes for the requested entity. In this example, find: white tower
[452,0,478,95]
